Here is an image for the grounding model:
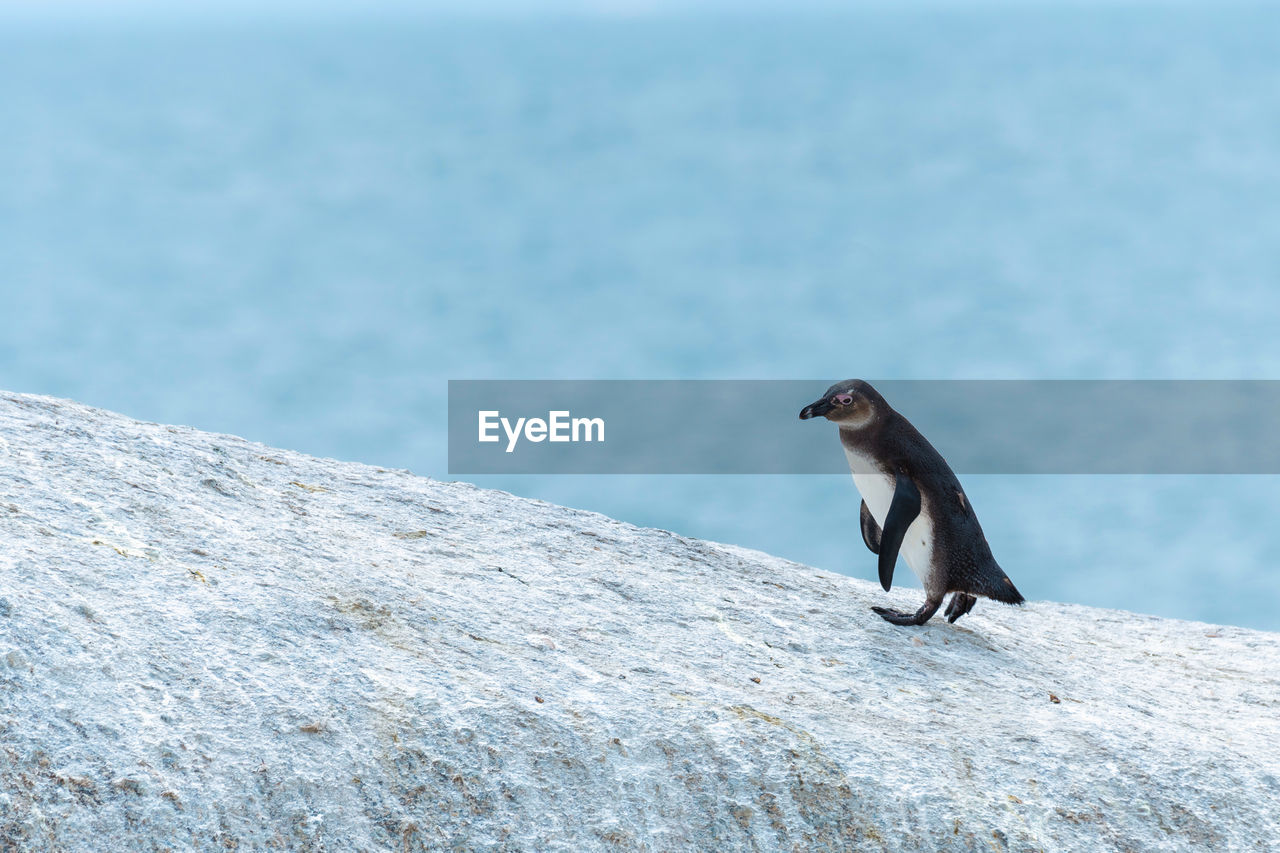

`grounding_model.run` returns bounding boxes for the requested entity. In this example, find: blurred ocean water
[3,8,1280,628]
